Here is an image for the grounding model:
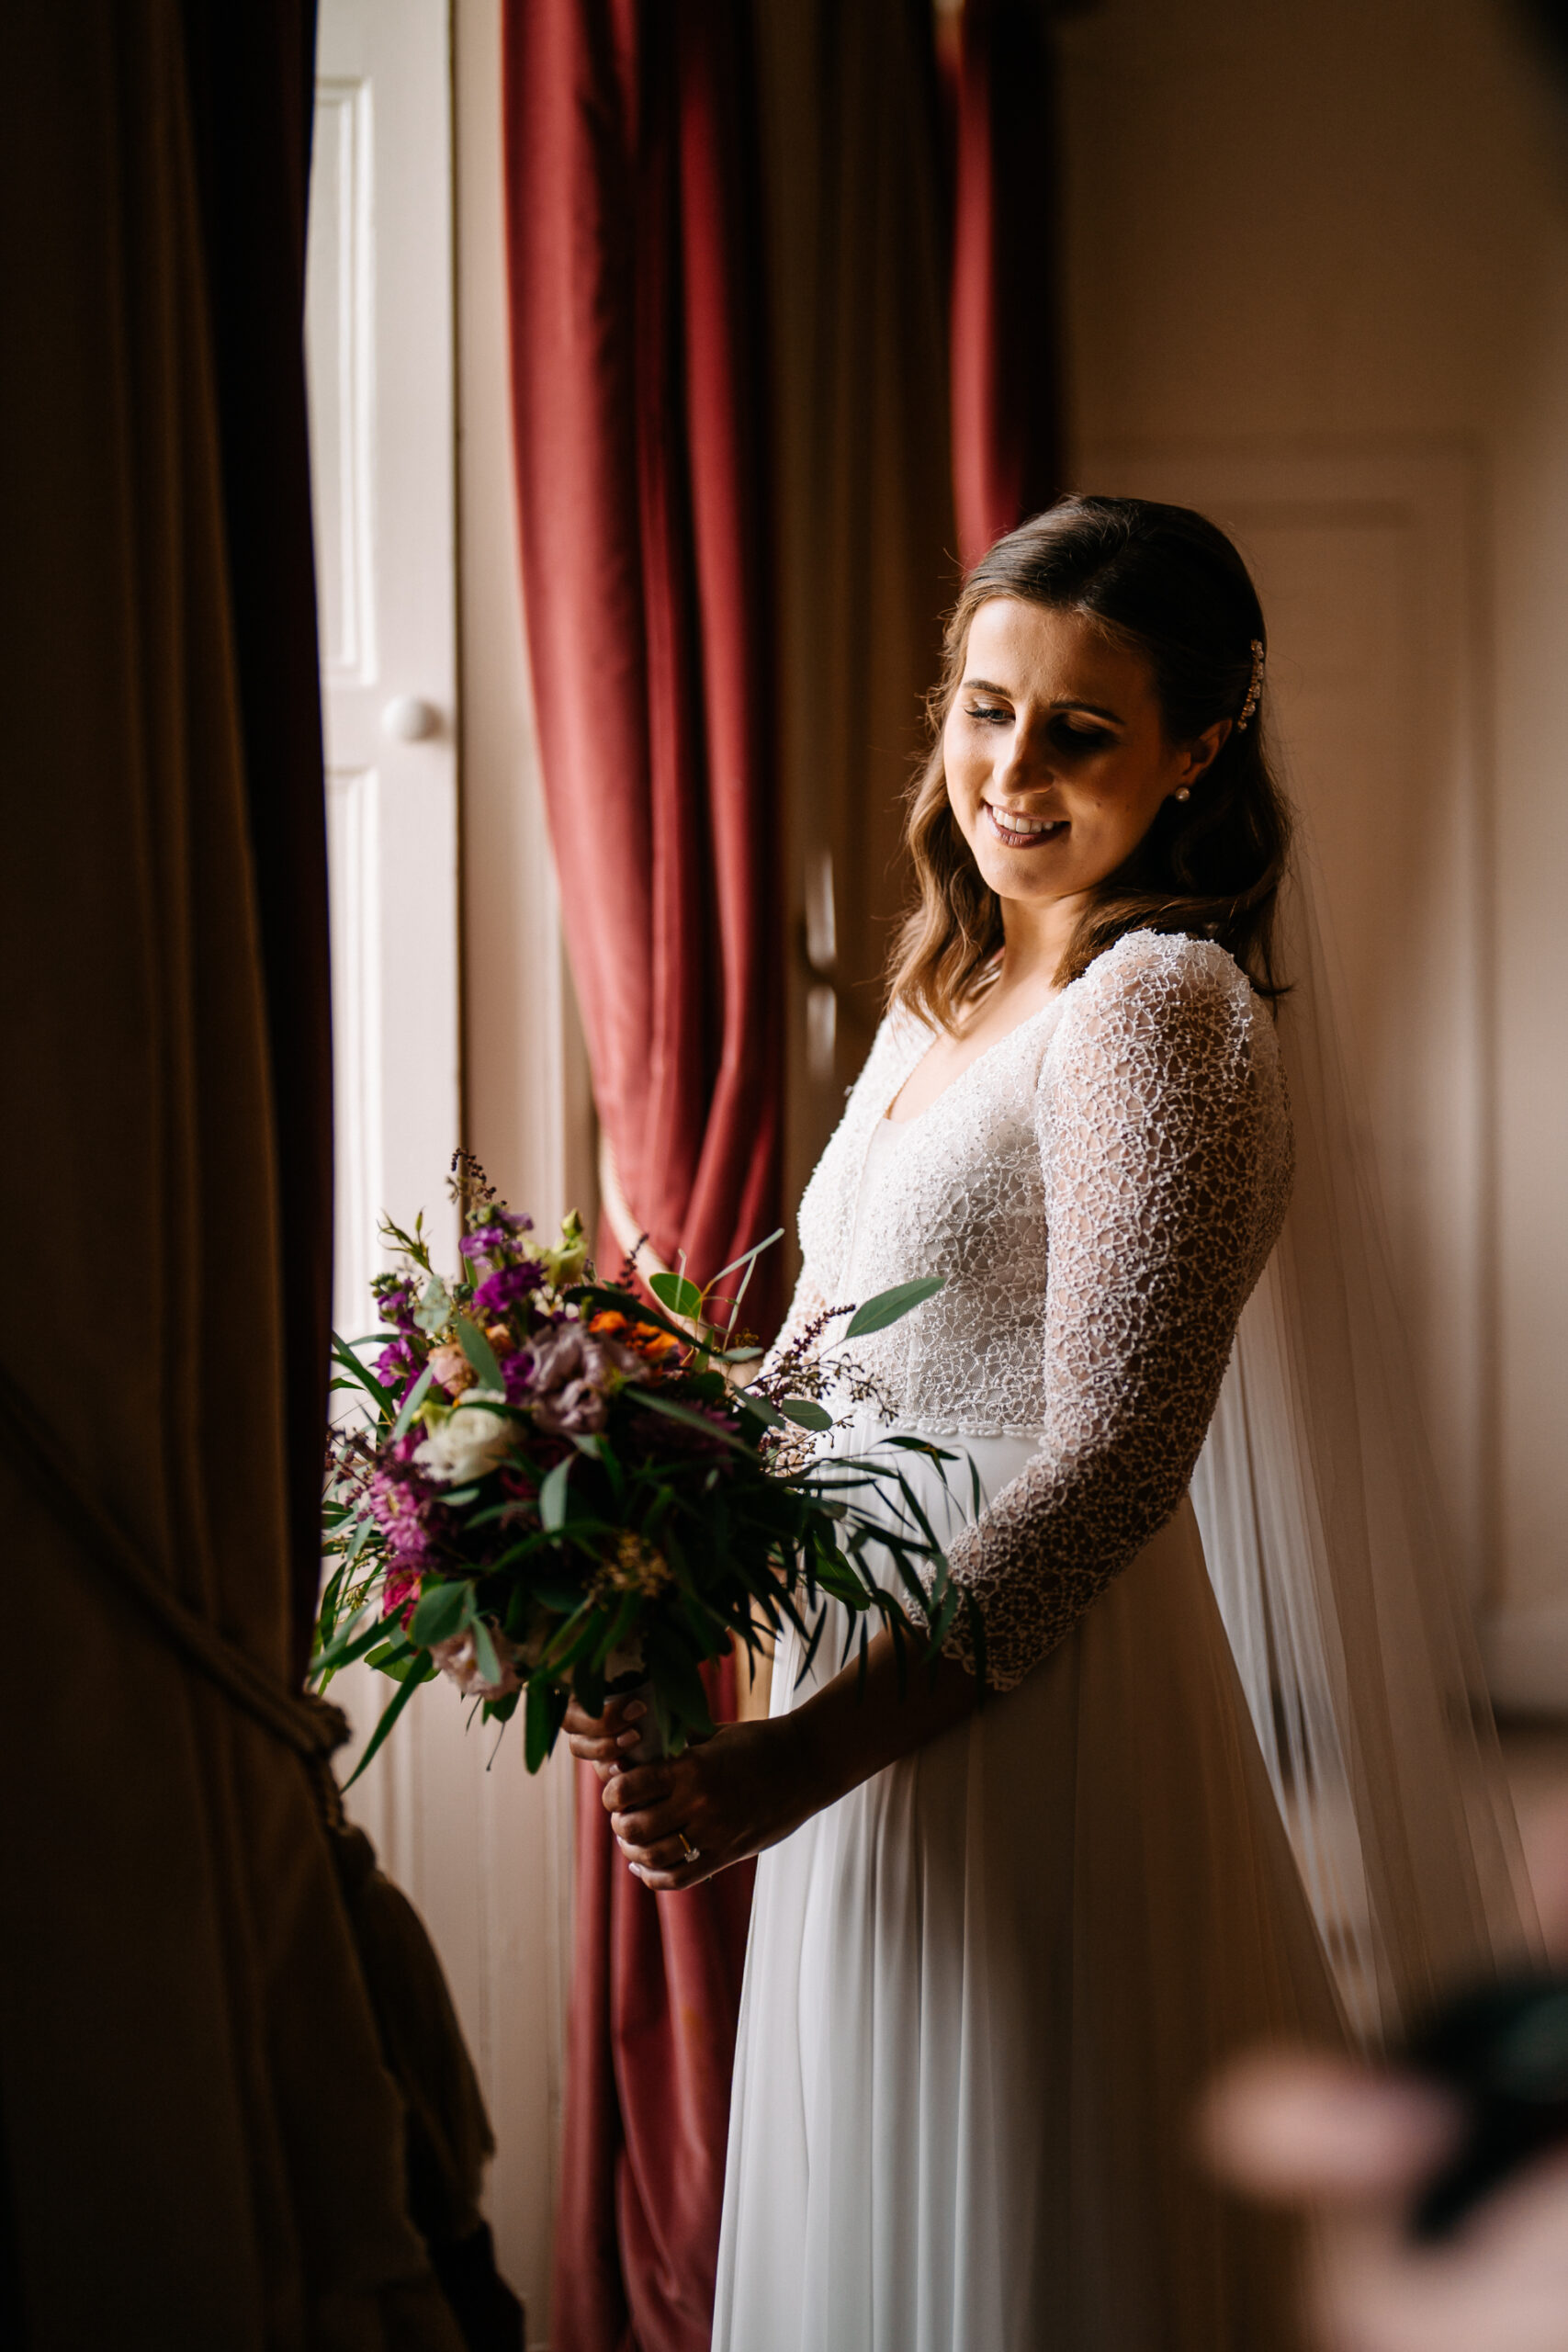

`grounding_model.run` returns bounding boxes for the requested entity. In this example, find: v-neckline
[882,990,1066,1128]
